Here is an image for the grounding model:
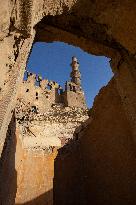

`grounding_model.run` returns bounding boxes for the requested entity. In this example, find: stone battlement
[17,57,87,113]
